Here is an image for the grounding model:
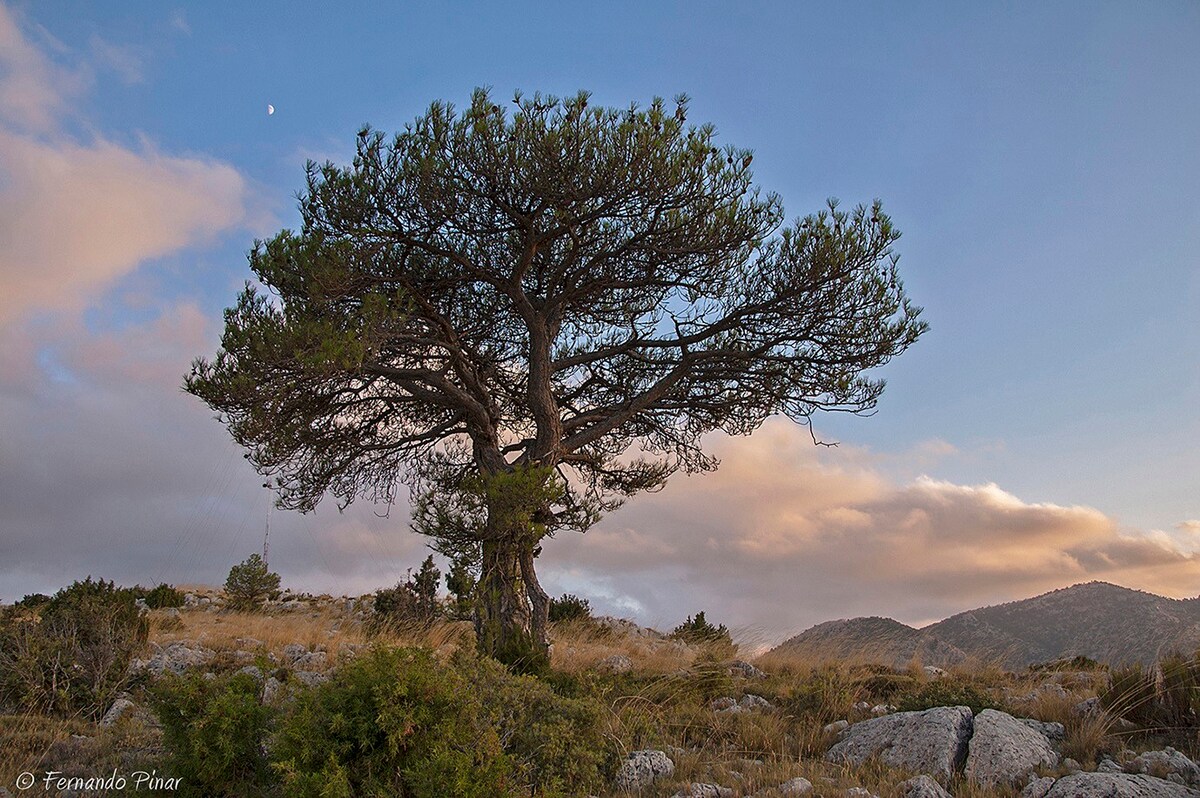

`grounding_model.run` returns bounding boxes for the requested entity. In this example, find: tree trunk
[474,533,548,672]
